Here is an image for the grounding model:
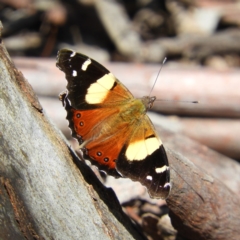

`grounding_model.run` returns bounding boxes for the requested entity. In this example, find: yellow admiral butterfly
[56,49,170,199]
